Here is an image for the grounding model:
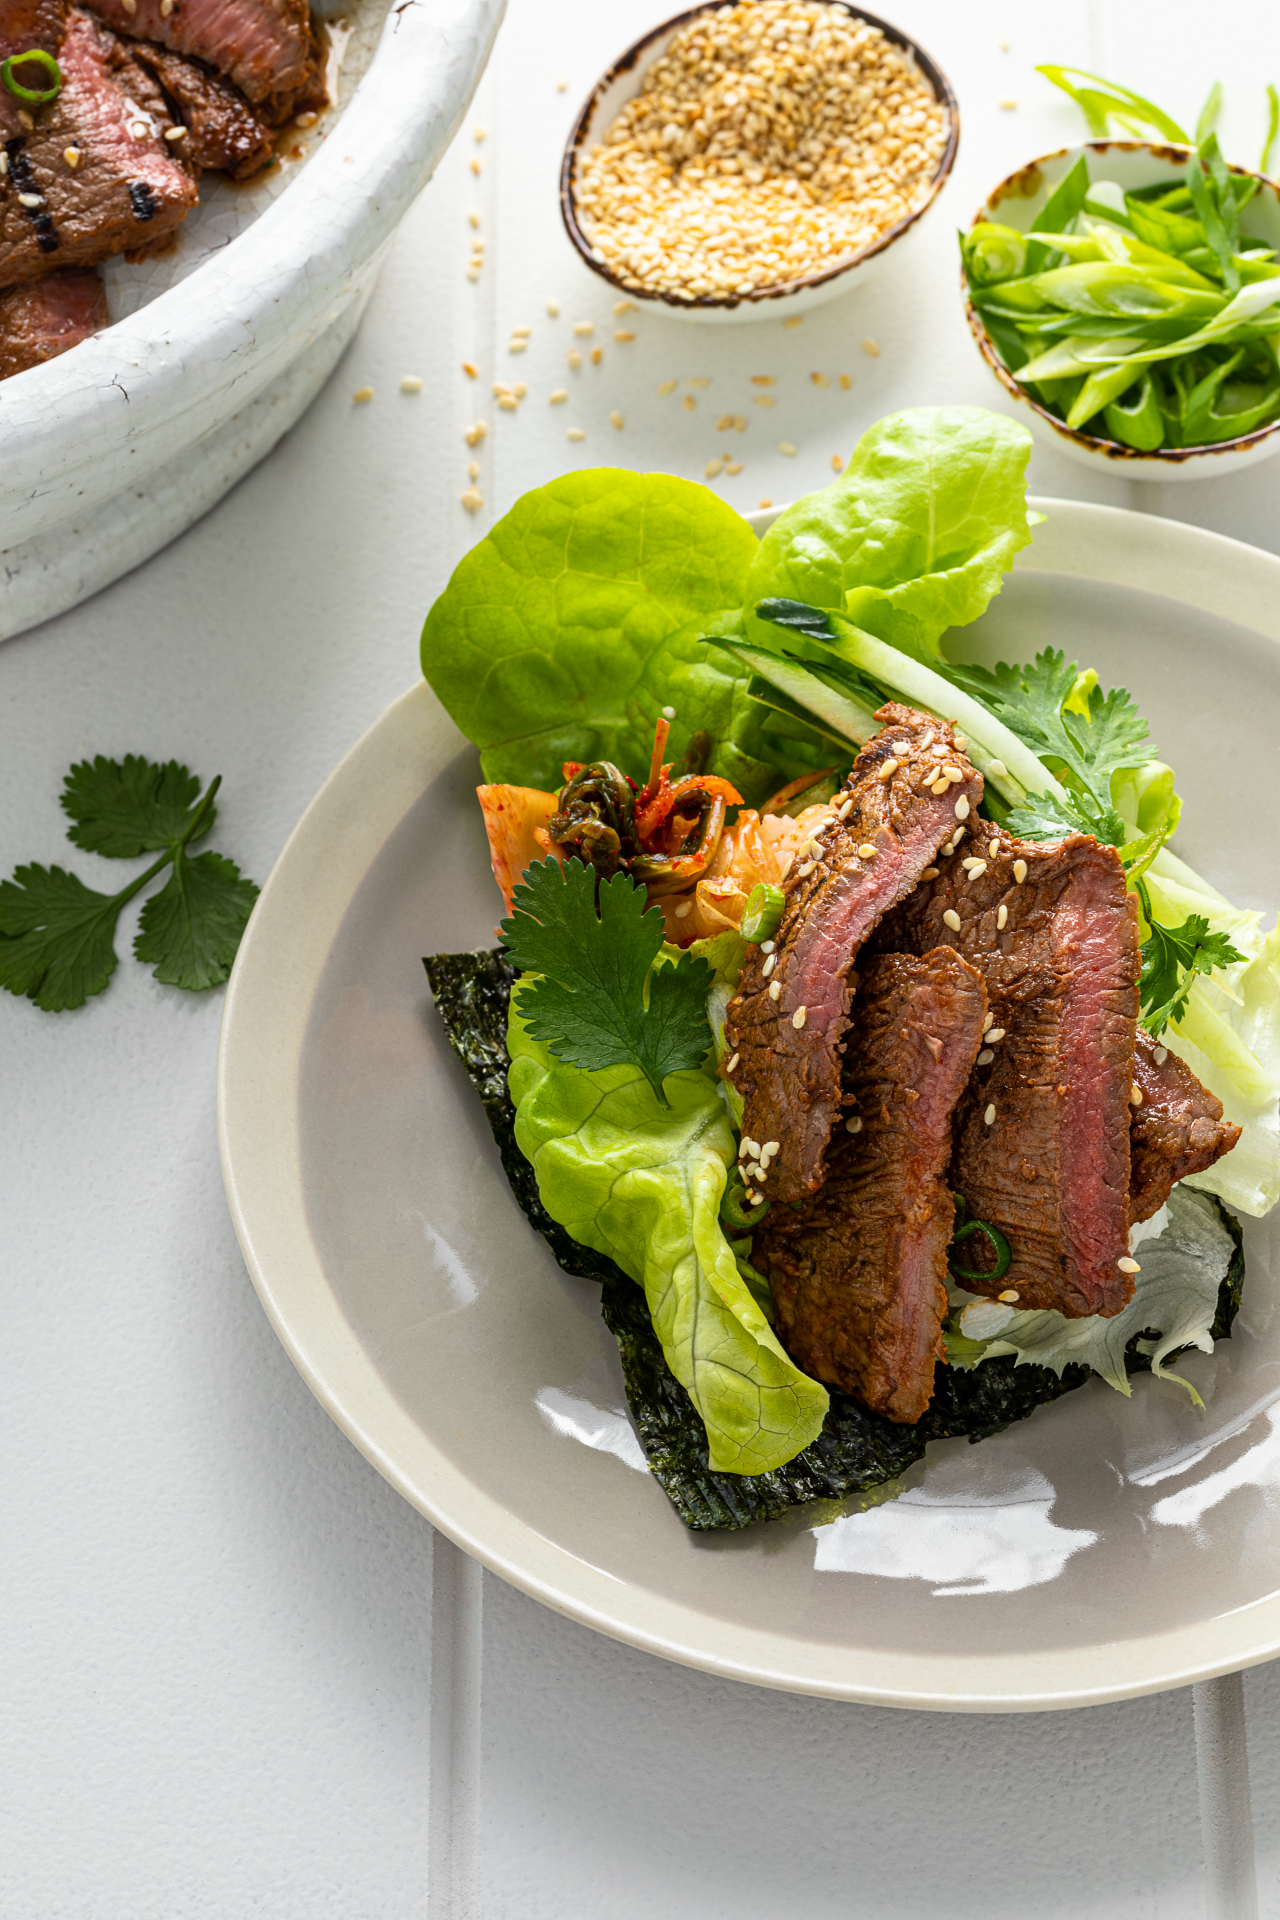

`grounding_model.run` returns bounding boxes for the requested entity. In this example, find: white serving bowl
[965,141,1280,483]
[560,0,958,324]
[0,0,504,643]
